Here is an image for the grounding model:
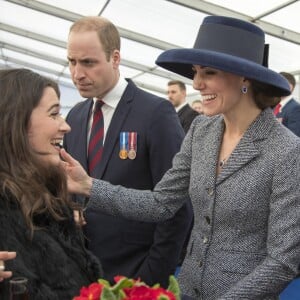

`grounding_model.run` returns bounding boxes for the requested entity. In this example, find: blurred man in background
[274,72,300,136]
[167,80,199,133]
